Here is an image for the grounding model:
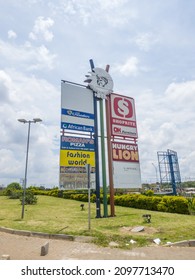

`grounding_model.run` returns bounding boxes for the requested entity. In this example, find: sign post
[86,164,91,230]
[86,60,114,218]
